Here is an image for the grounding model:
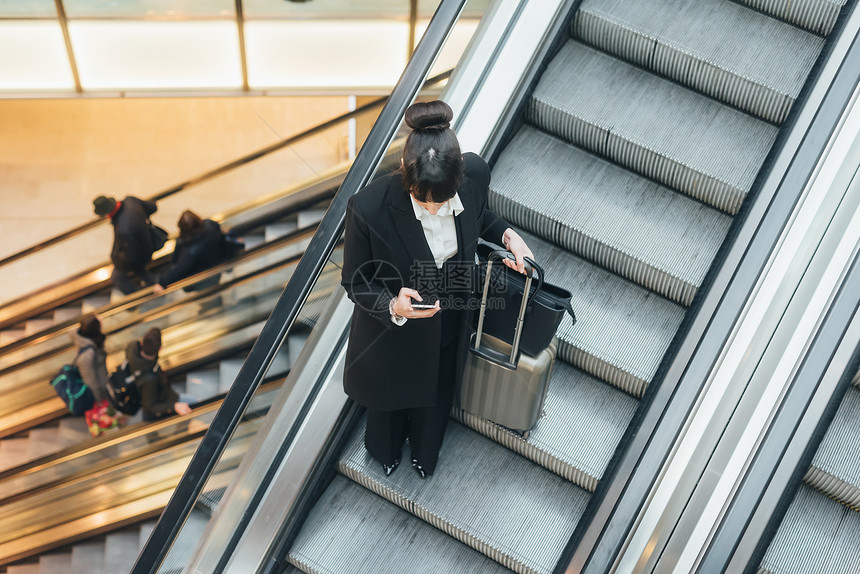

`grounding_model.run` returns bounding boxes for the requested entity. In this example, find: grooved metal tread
[454,359,638,492]
[491,126,731,307]
[337,420,589,574]
[529,41,779,215]
[520,229,685,397]
[760,485,860,574]
[735,0,847,36]
[288,475,513,574]
[574,0,824,123]
[804,387,860,508]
